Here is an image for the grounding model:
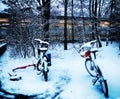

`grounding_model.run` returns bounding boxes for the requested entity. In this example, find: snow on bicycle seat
[80,40,98,48]
[35,38,49,45]
[81,42,91,48]
[80,44,91,52]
